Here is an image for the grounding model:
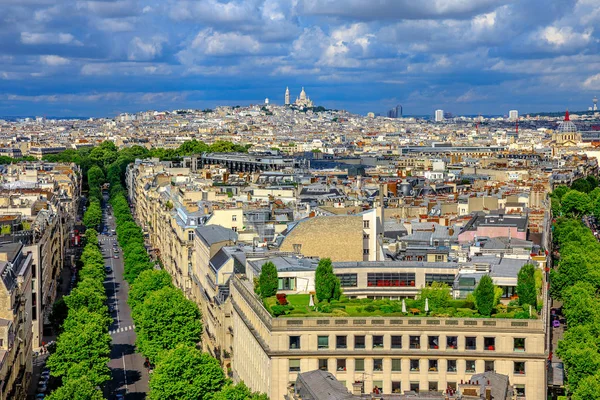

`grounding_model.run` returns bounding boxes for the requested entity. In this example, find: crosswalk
[109,325,135,335]
[99,237,115,242]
